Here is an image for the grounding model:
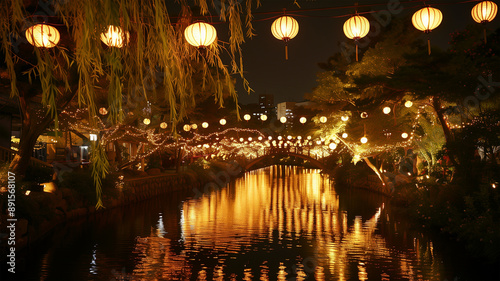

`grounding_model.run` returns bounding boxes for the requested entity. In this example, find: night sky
[230,0,500,105]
